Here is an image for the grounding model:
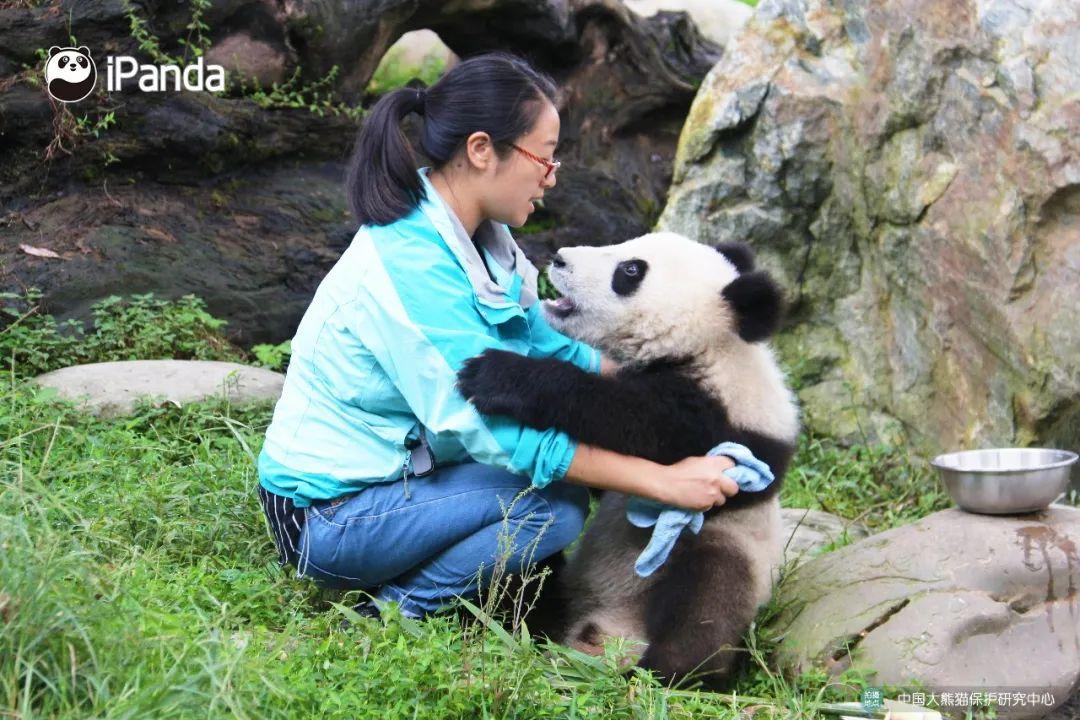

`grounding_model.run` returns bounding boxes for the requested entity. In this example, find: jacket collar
[416,167,539,309]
